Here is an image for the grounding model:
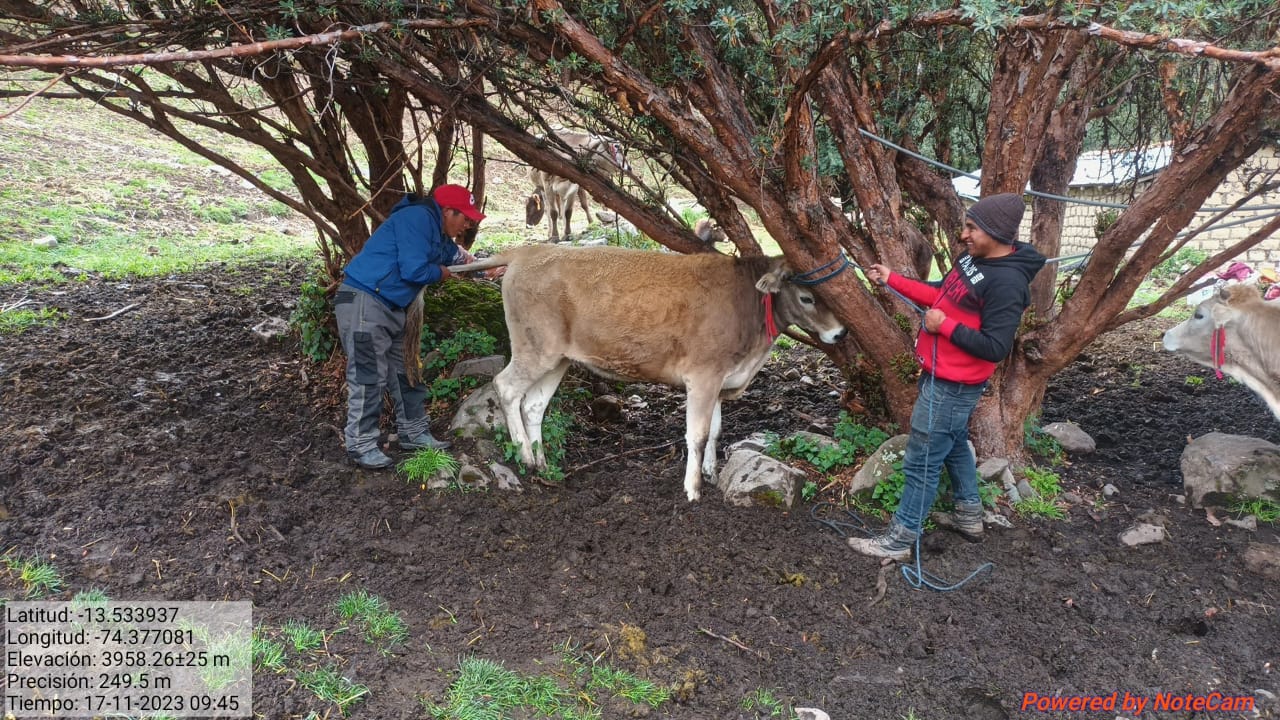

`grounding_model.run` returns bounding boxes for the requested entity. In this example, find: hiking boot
[931,503,985,543]
[400,432,452,451]
[847,520,917,562]
[348,447,394,469]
